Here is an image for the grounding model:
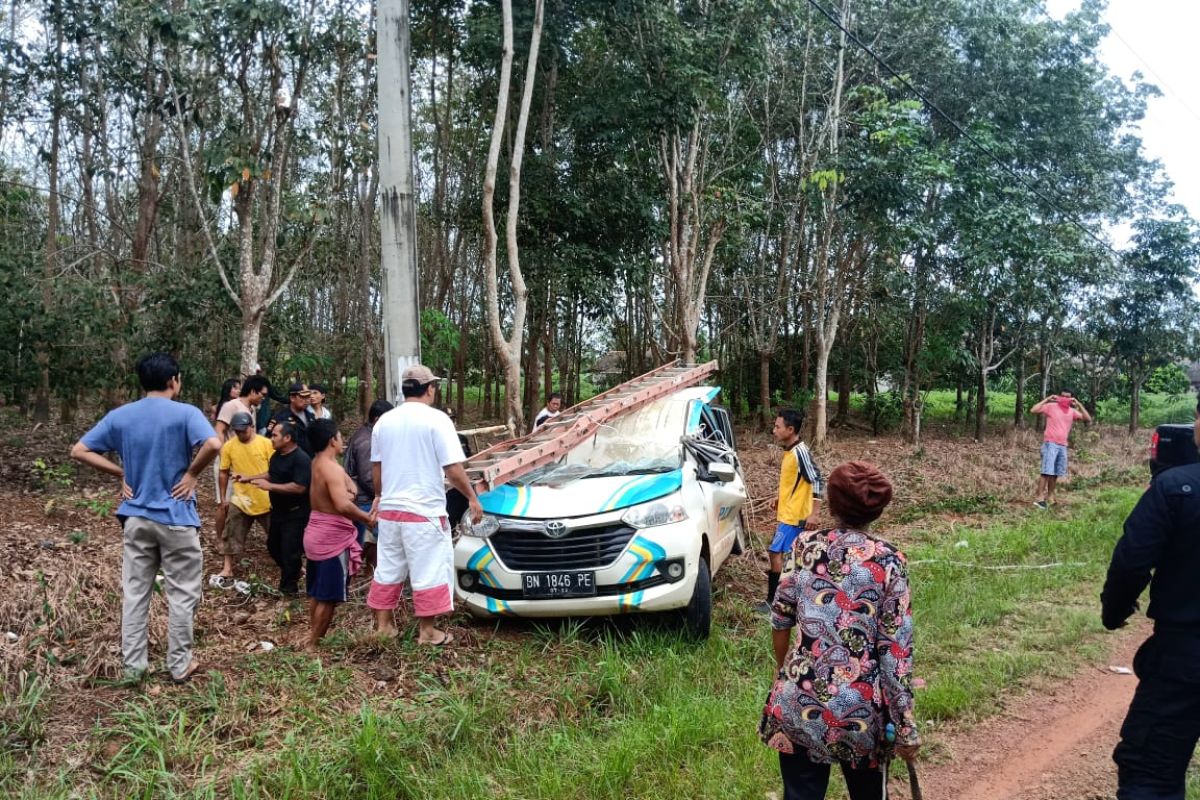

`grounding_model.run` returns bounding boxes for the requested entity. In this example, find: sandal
[208,574,234,590]
[170,661,206,684]
[419,632,454,647]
